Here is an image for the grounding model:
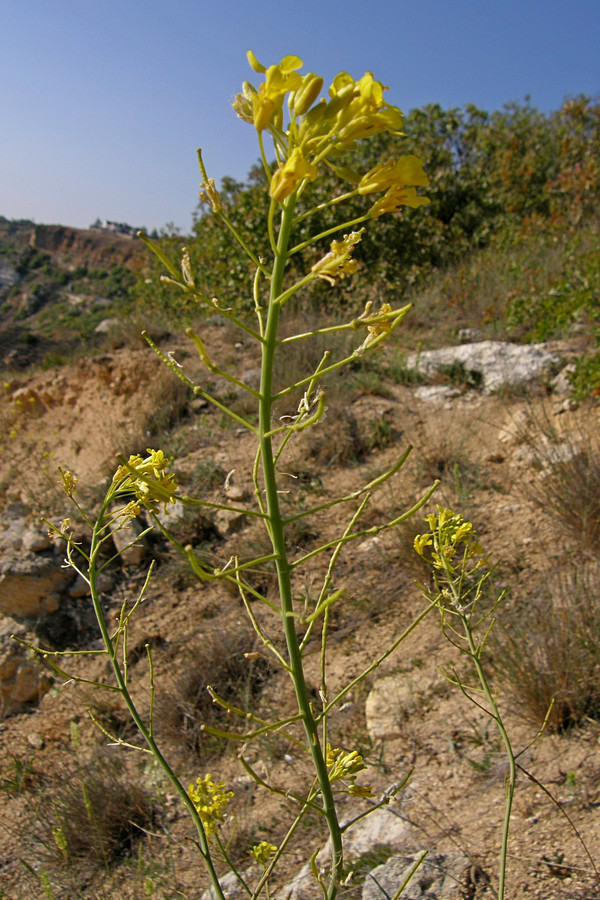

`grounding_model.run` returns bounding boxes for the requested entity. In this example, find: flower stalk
[33,50,435,900]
